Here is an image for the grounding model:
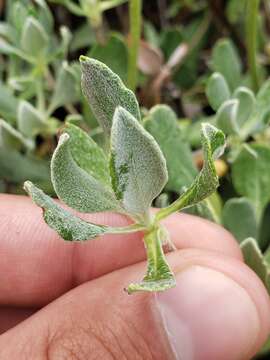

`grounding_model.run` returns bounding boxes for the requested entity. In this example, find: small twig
[36,78,46,114]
